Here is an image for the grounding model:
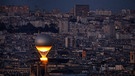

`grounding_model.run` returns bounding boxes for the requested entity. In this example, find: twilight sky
[0,0,135,12]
